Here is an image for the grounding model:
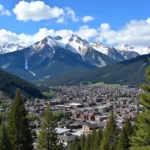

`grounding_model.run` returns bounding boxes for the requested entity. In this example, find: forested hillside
[0,69,43,98]
[44,54,150,87]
